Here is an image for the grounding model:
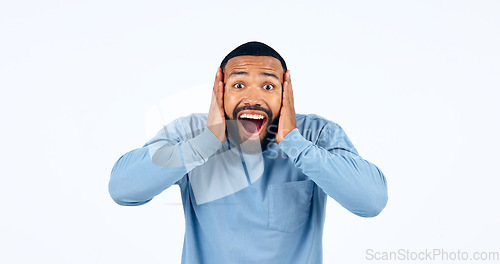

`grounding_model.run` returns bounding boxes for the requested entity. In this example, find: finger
[217,80,224,113]
[283,70,291,102]
[209,70,222,113]
[212,68,225,112]
[213,67,222,93]
[281,79,287,109]
[286,70,294,105]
